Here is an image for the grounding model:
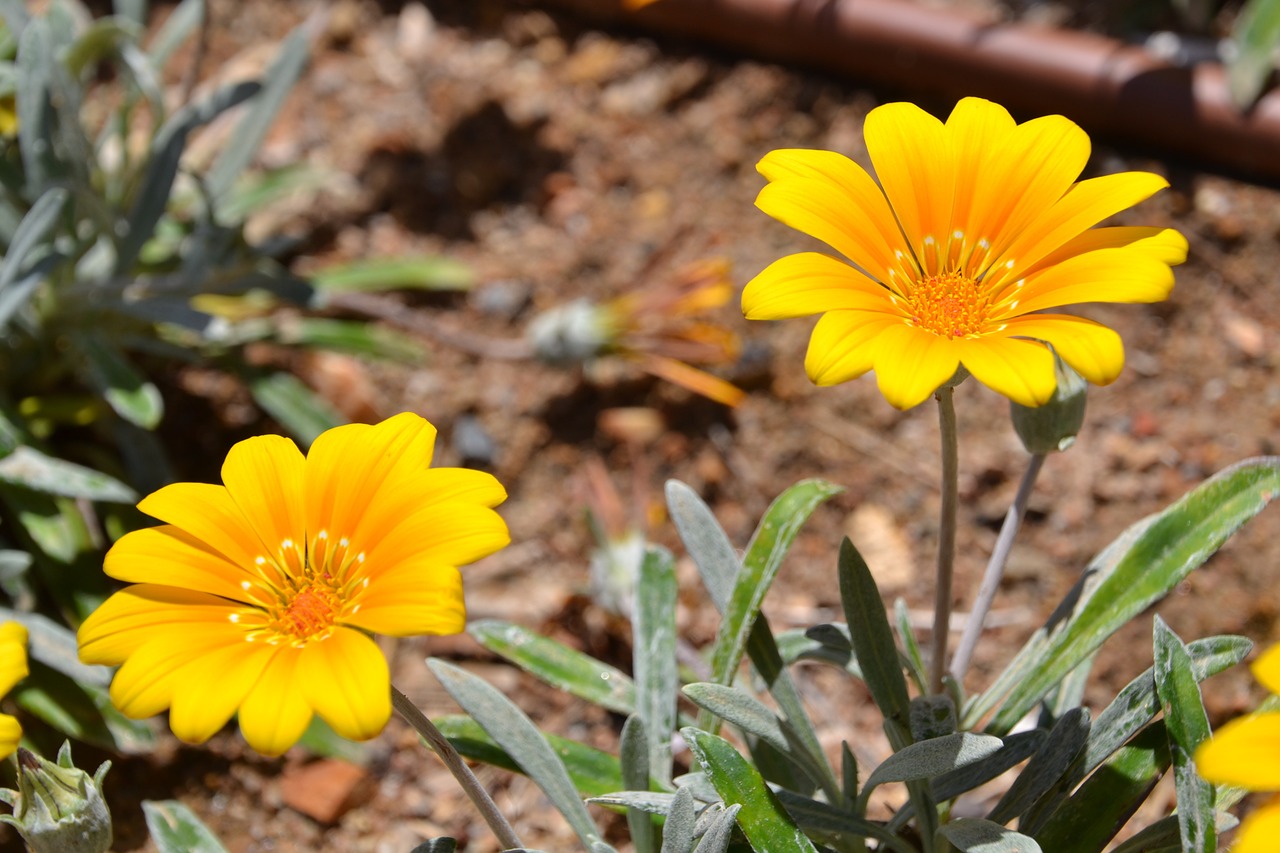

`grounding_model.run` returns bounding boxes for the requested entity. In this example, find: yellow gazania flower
[1196,644,1280,853]
[0,622,27,759]
[76,413,509,756]
[742,96,1187,410]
